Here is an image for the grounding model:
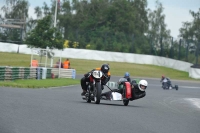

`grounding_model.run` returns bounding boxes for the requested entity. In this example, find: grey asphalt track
[0,76,200,133]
